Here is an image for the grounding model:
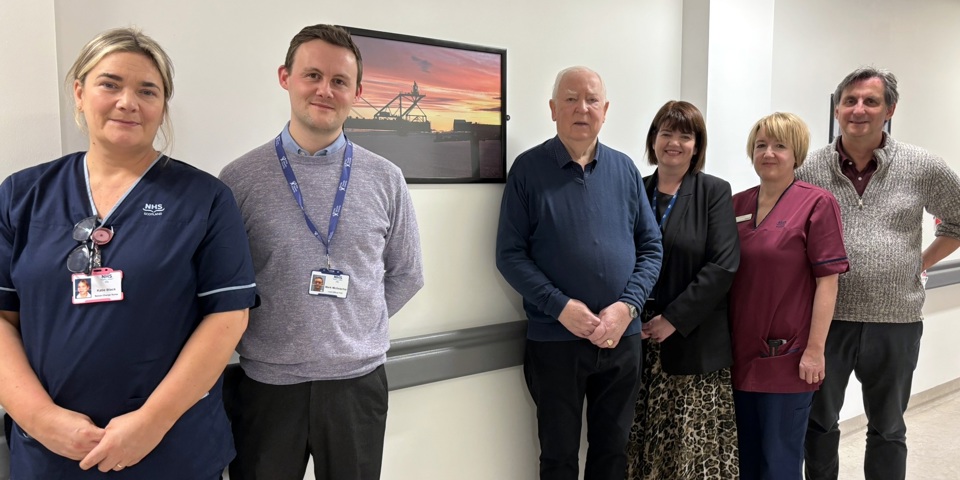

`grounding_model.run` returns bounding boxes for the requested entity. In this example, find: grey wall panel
[0,434,6,480]
[927,260,960,289]
[385,320,526,390]
[384,260,960,390]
